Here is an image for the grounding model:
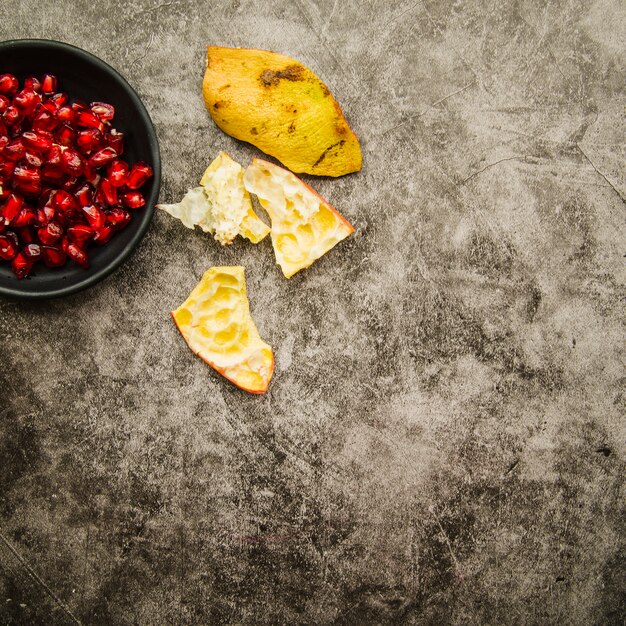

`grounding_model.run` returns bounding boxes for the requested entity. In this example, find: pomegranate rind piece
[172,266,274,394]
[243,158,354,278]
[157,151,269,245]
